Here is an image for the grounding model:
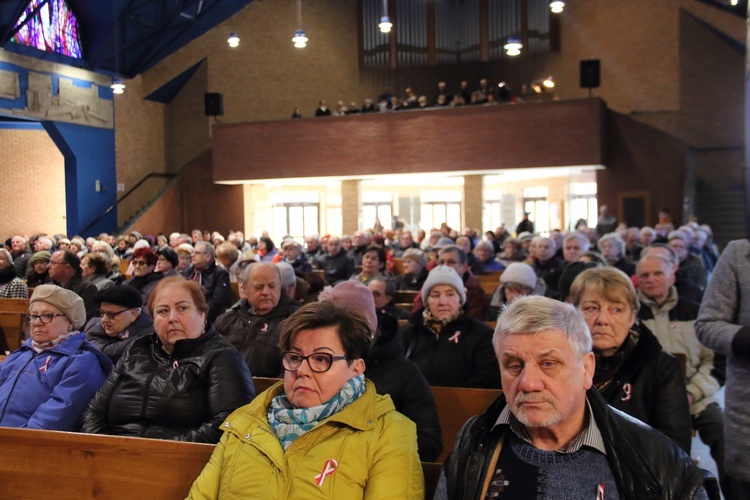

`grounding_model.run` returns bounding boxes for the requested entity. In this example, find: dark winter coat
[80,328,255,443]
[84,311,154,363]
